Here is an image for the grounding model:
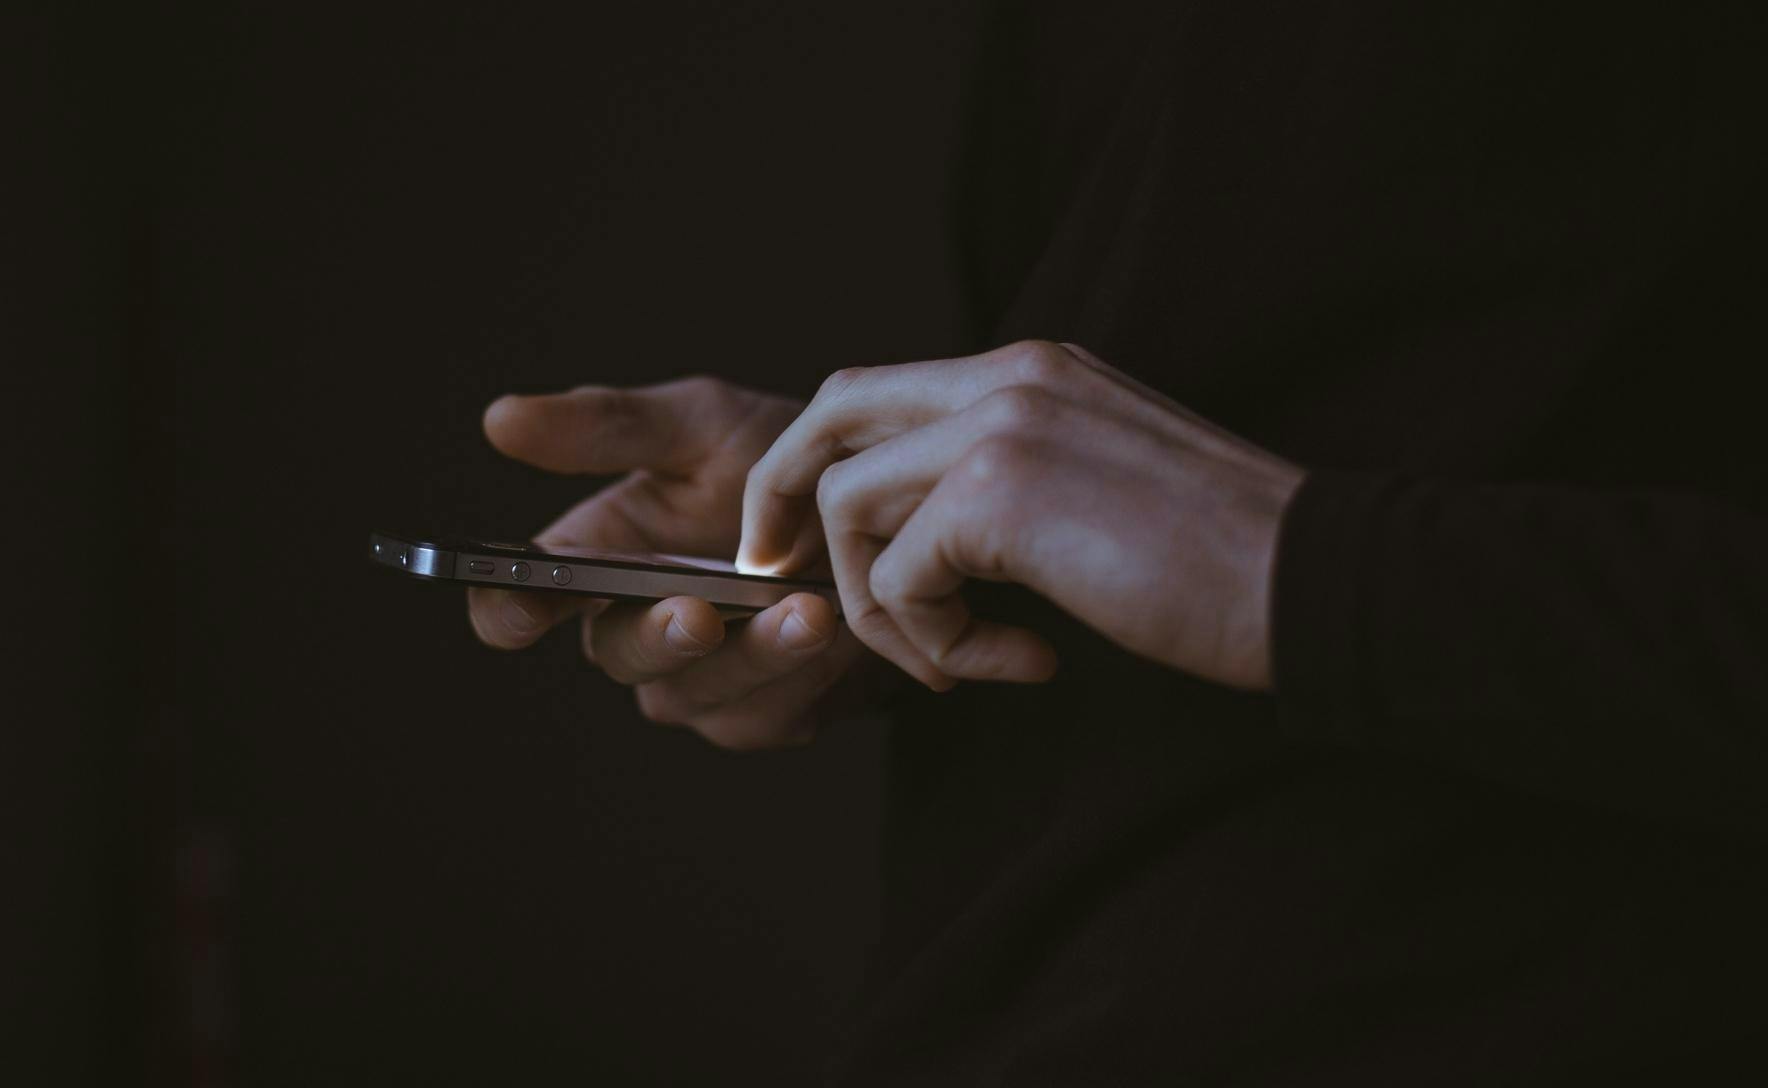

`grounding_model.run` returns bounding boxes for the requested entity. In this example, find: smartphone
[368,531,839,615]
